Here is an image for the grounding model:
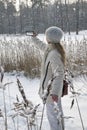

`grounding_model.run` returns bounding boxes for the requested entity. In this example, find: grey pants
[46,100,64,130]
